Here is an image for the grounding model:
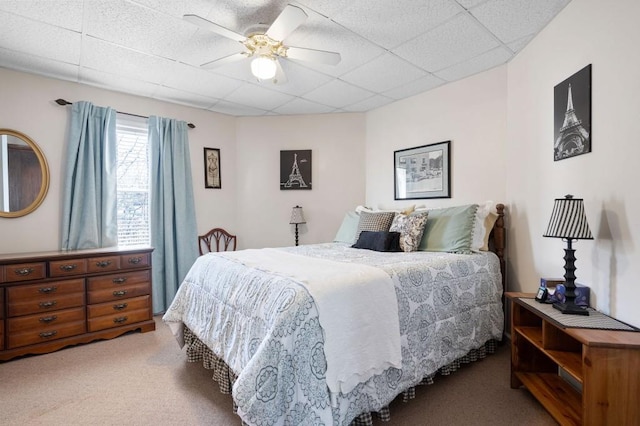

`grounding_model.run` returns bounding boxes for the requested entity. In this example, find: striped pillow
[354,211,395,242]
